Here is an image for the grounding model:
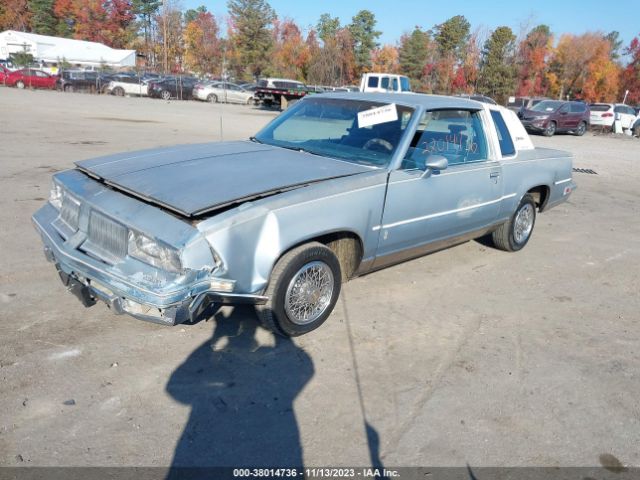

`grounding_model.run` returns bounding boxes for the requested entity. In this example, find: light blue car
[32,93,576,336]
